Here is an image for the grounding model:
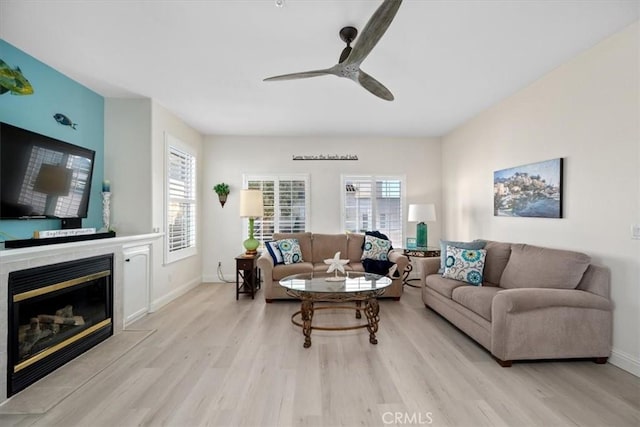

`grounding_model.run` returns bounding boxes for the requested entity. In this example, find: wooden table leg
[301,299,314,348]
[236,269,240,300]
[364,298,380,344]
[250,267,255,299]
